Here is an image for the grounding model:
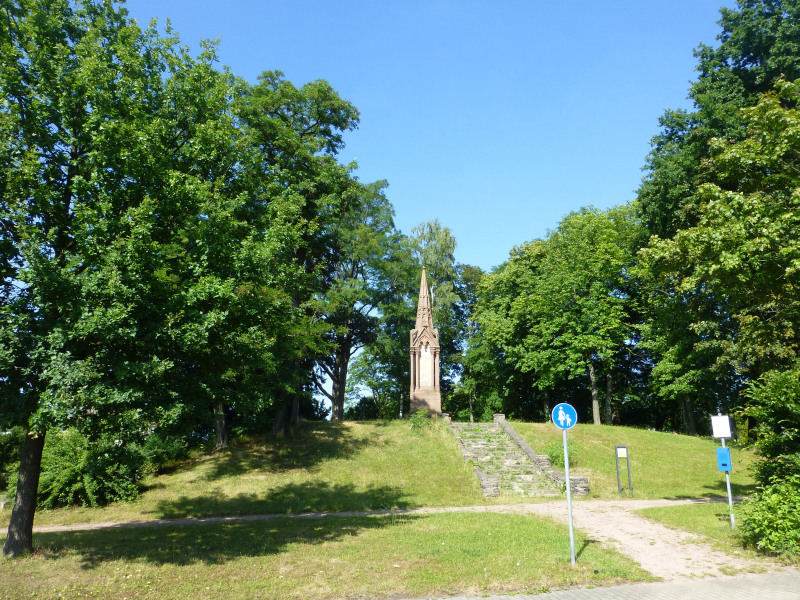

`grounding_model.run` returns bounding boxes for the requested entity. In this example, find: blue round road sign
[552,403,578,430]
